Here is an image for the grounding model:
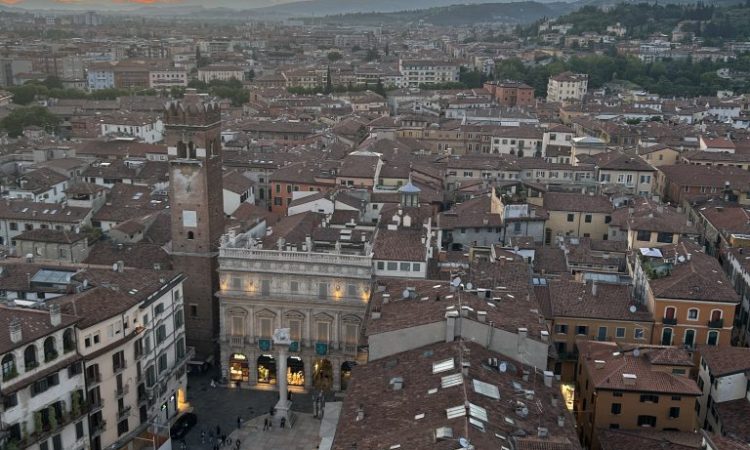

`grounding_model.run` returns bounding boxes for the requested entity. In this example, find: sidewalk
[229,412,321,450]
